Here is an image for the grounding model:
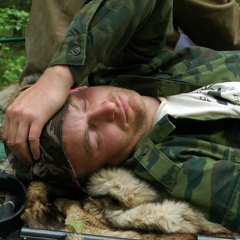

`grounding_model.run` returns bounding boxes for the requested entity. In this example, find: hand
[2,65,75,164]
